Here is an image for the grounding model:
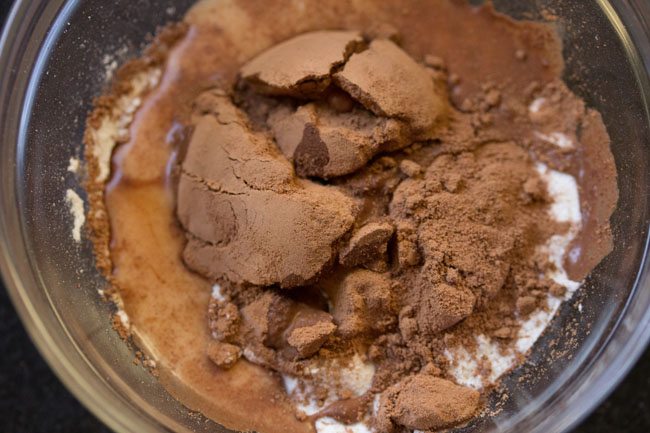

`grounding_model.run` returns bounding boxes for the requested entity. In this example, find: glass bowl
[0,0,649,432]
